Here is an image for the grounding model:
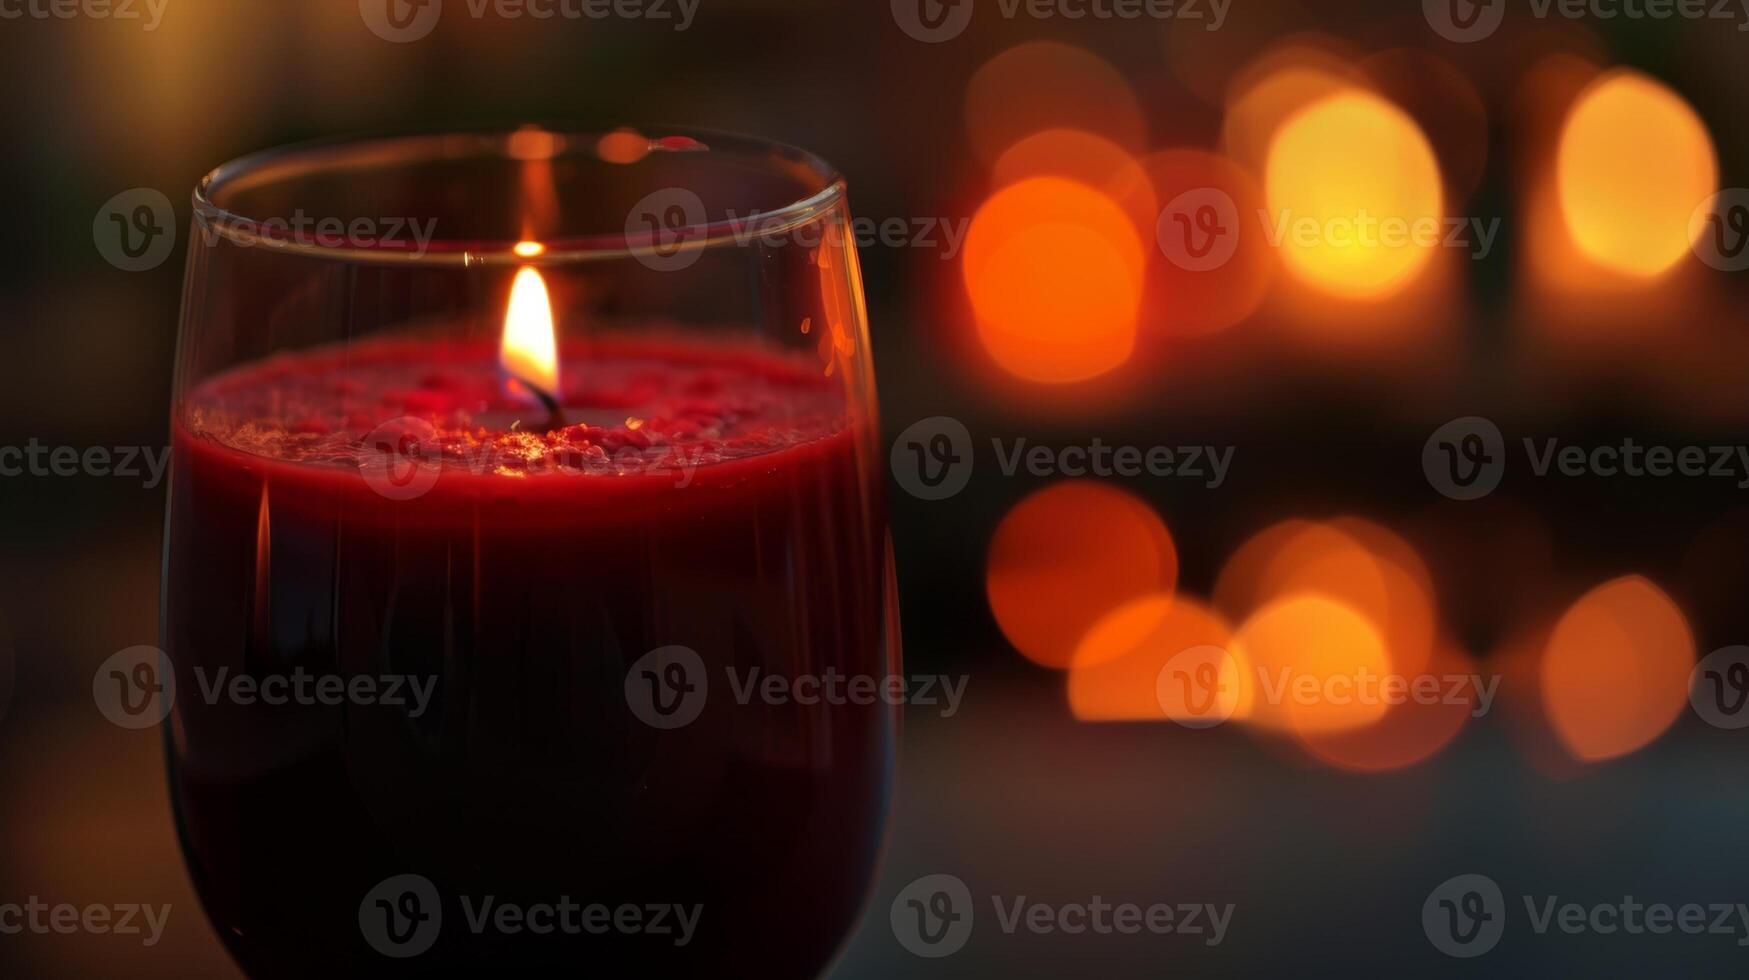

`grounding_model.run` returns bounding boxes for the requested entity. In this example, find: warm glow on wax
[501,265,559,399]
